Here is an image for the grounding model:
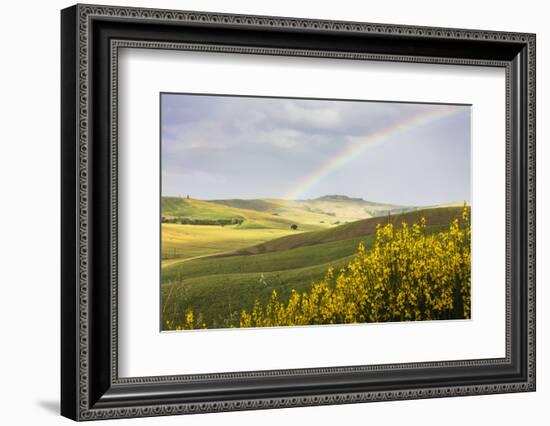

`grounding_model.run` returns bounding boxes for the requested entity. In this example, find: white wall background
[0,0,546,424]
